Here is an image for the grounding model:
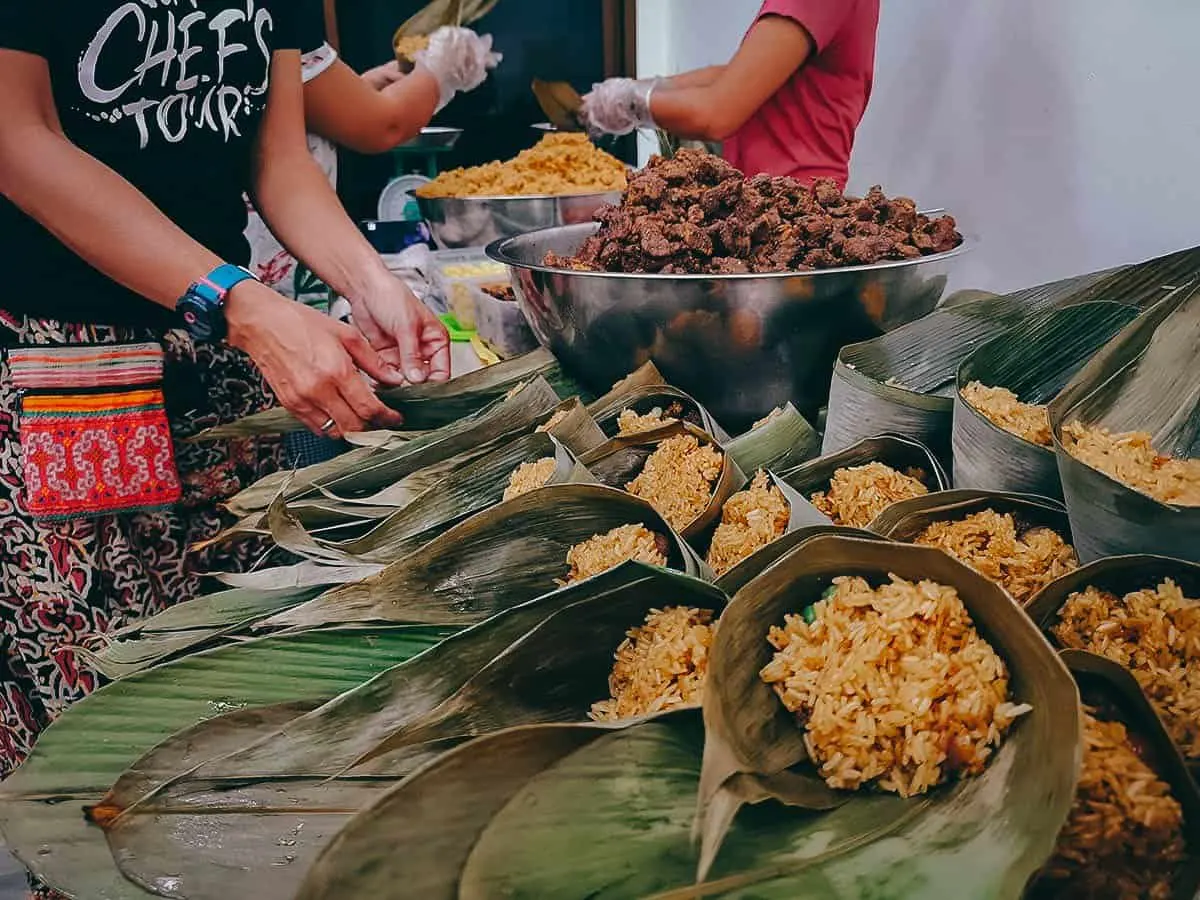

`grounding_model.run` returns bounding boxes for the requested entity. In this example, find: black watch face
[178,296,221,342]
